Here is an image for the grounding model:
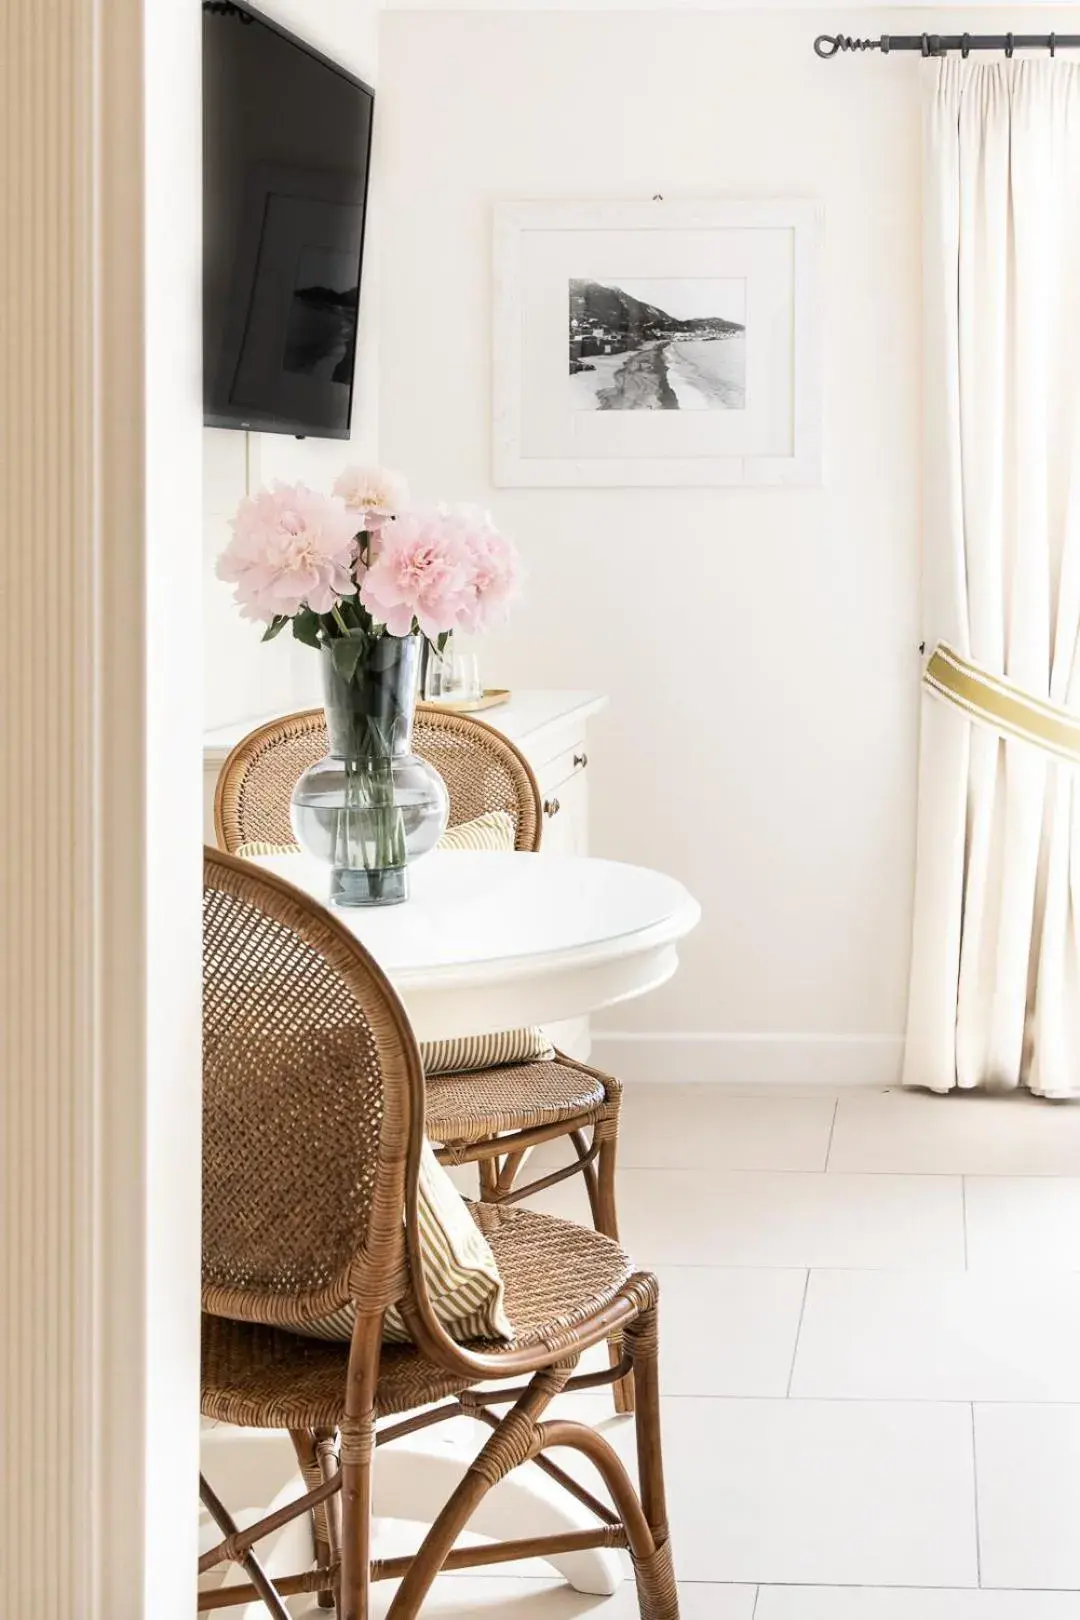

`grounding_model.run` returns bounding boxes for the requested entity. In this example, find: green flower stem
[336,755,406,874]
[322,633,417,888]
